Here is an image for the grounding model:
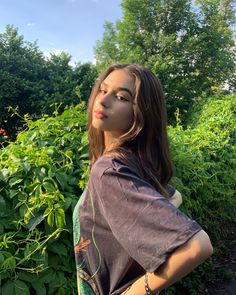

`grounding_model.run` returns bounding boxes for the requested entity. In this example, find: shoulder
[90,156,113,178]
[90,155,140,179]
